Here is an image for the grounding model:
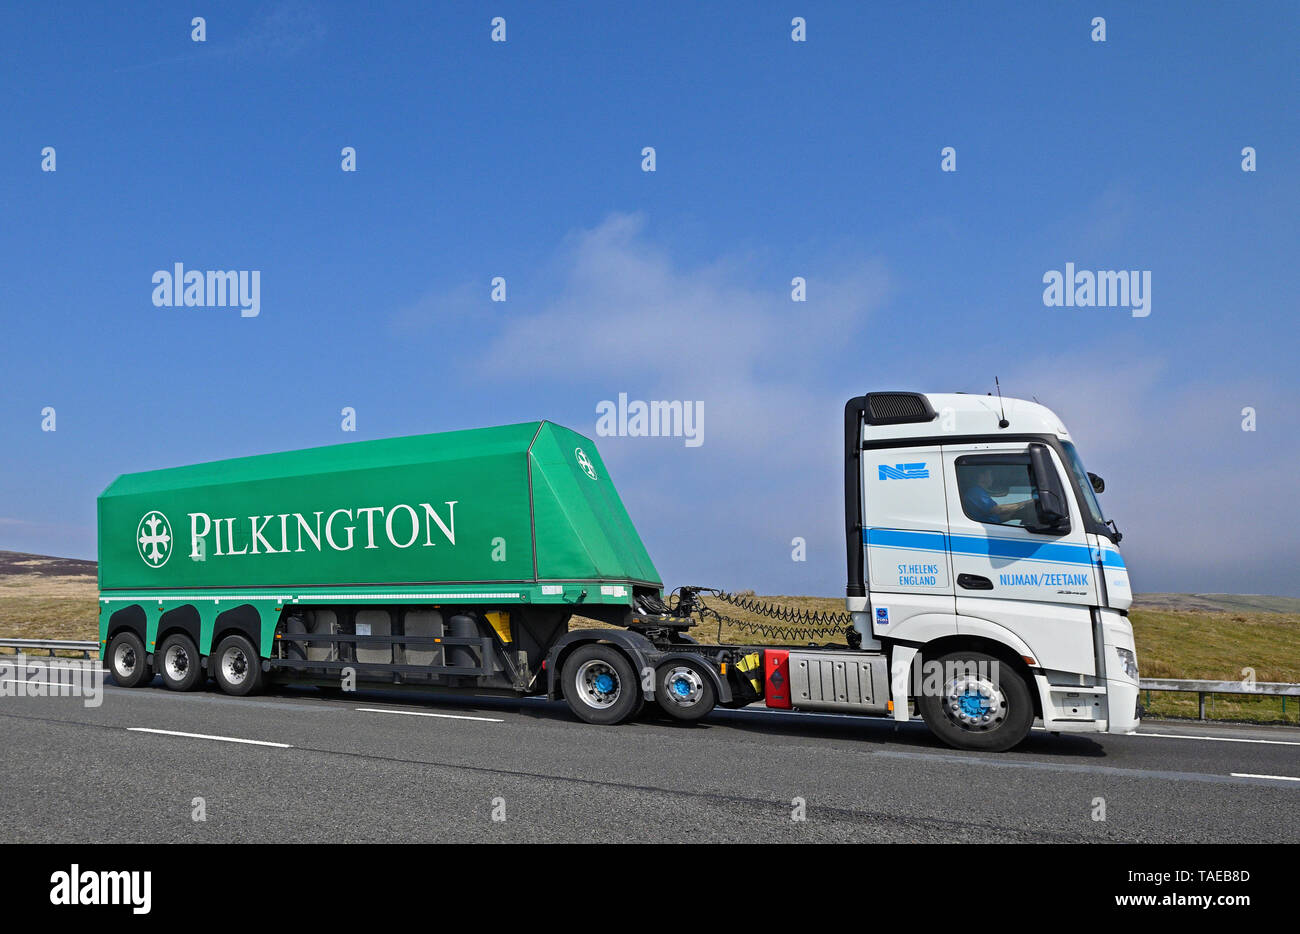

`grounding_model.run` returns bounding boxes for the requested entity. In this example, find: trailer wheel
[157,633,204,692]
[562,644,641,725]
[106,631,151,688]
[212,634,264,696]
[917,650,1033,752]
[655,660,716,722]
